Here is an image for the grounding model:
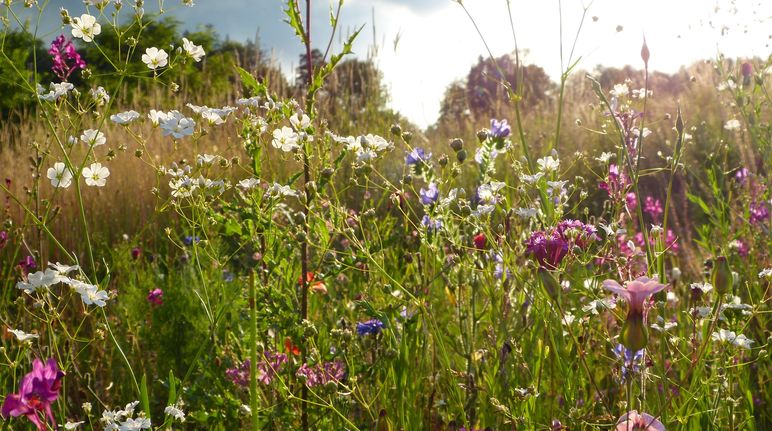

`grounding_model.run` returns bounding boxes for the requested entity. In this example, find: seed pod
[456,149,467,163]
[476,129,488,143]
[641,37,650,68]
[449,138,463,152]
[622,312,648,351]
[390,124,402,136]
